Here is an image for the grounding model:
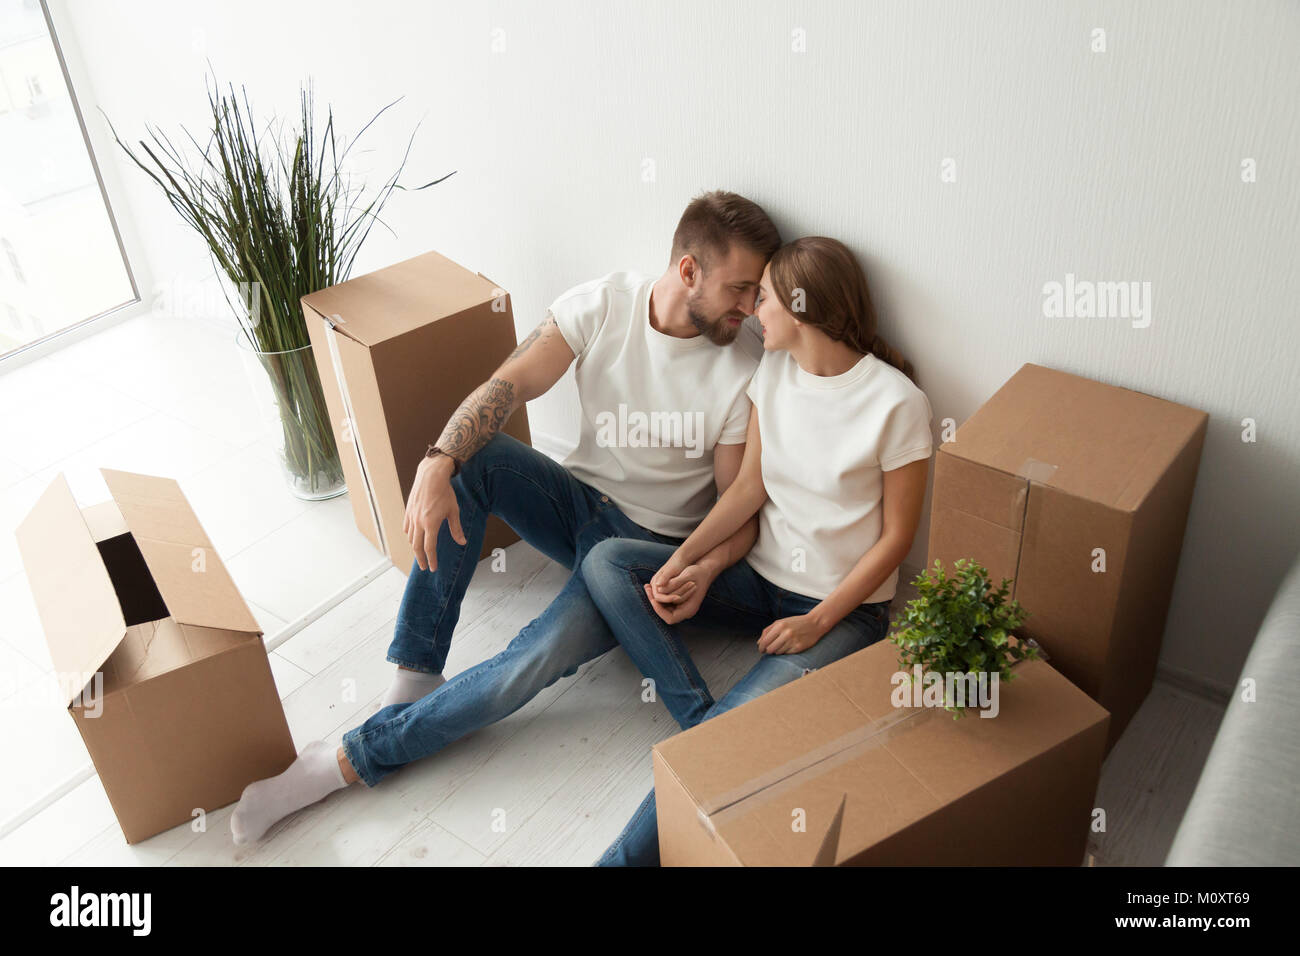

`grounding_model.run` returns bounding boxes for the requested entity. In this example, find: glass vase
[236,327,347,501]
